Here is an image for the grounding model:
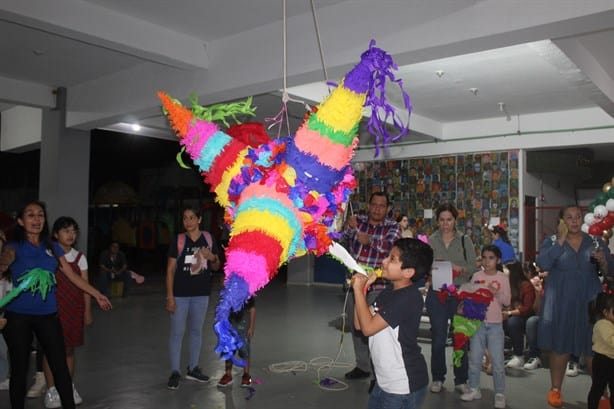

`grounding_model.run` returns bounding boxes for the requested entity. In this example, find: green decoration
[0,268,55,309]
